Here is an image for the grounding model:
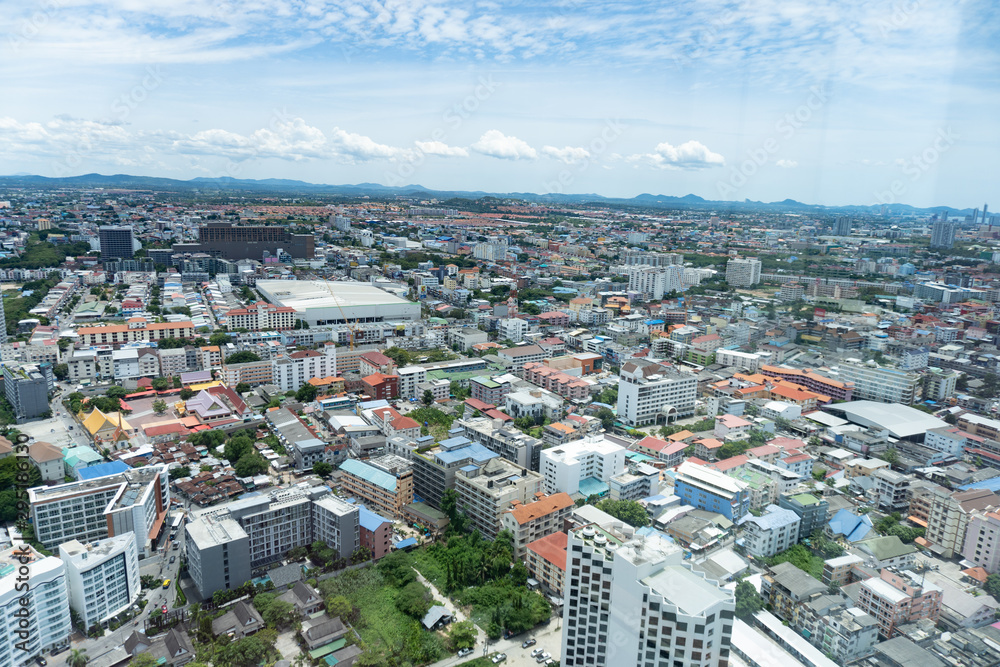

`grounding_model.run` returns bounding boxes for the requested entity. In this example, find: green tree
[53,363,69,381]
[128,655,157,667]
[209,332,233,346]
[234,454,268,477]
[396,581,432,619]
[151,377,169,391]
[312,461,333,477]
[326,595,353,621]
[595,499,650,527]
[151,399,168,414]
[596,407,616,431]
[734,580,764,621]
[449,620,476,650]
[295,383,318,402]
[421,389,435,406]
[168,465,190,480]
[225,351,261,365]
[235,382,250,394]
[106,386,127,399]
[383,347,412,367]
[67,648,89,667]
[985,574,1000,598]
[179,388,195,400]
